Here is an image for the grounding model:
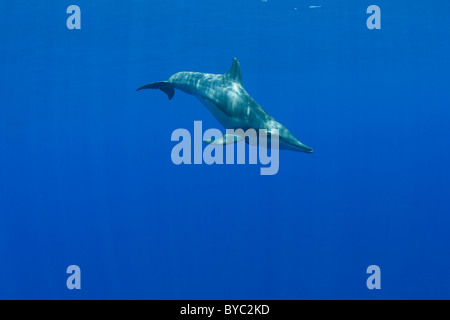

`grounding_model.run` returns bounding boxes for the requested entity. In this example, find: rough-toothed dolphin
[137,58,313,153]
